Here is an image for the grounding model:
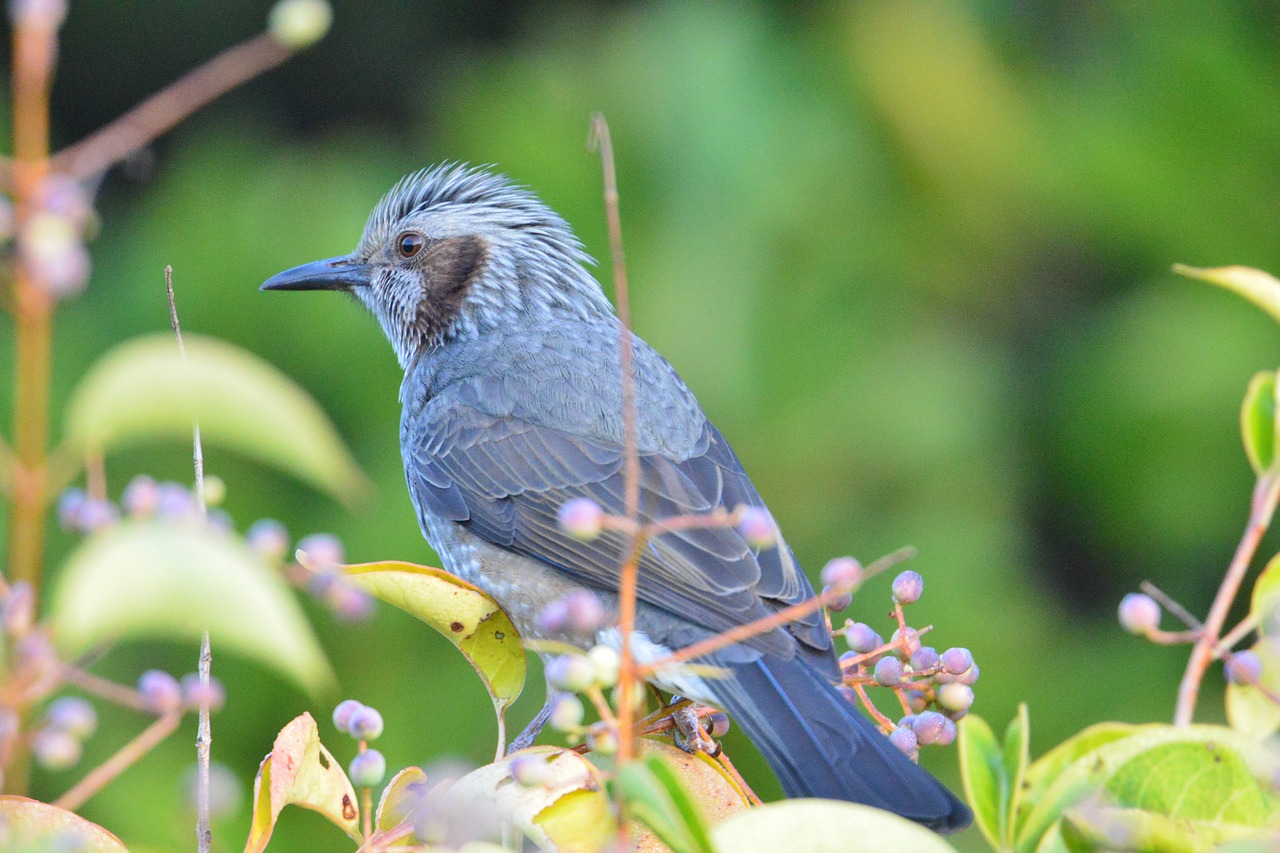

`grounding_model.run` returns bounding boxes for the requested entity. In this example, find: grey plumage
[262,163,971,833]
